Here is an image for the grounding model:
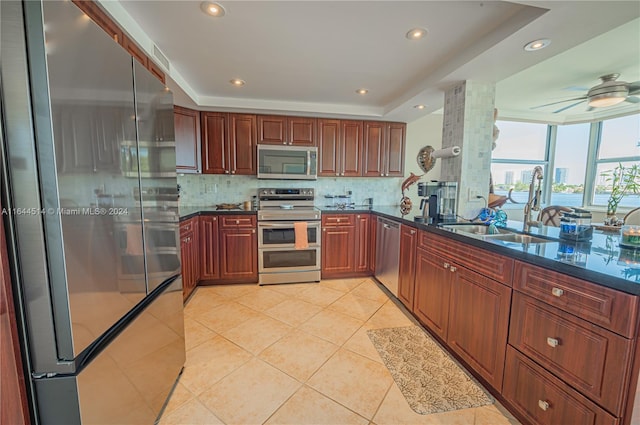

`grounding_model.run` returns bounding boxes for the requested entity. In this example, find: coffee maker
[415,181,458,223]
